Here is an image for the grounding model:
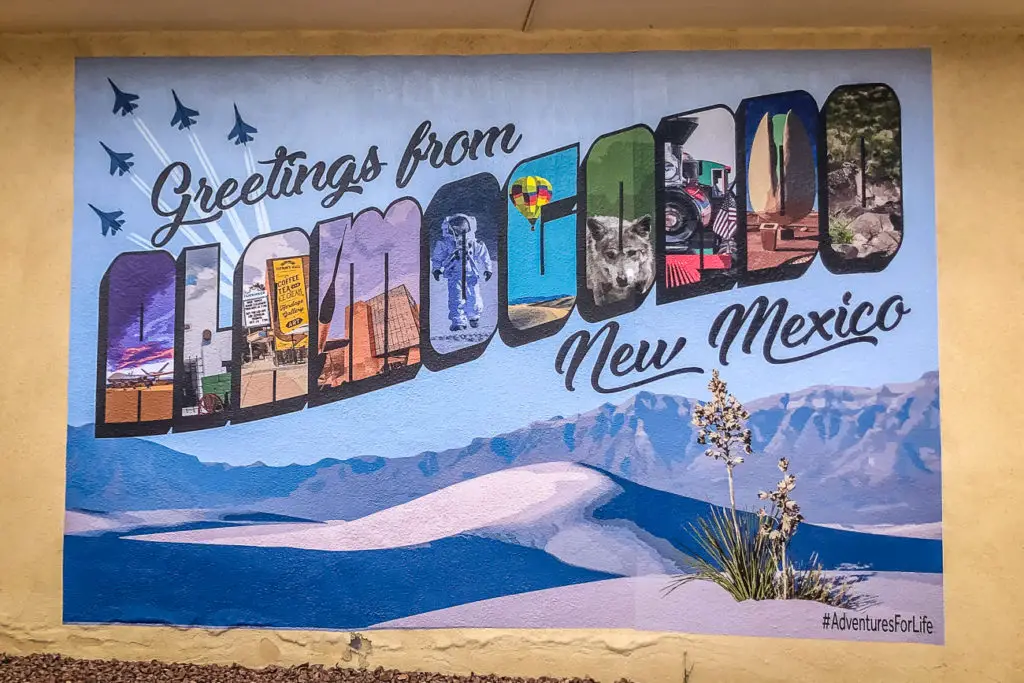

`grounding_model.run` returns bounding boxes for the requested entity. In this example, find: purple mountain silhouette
[67,371,940,525]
